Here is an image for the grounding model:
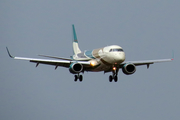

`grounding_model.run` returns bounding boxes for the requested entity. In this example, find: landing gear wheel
[114,76,118,82]
[109,75,113,82]
[109,75,118,82]
[79,75,83,82]
[74,75,78,82]
[74,74,83,82]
